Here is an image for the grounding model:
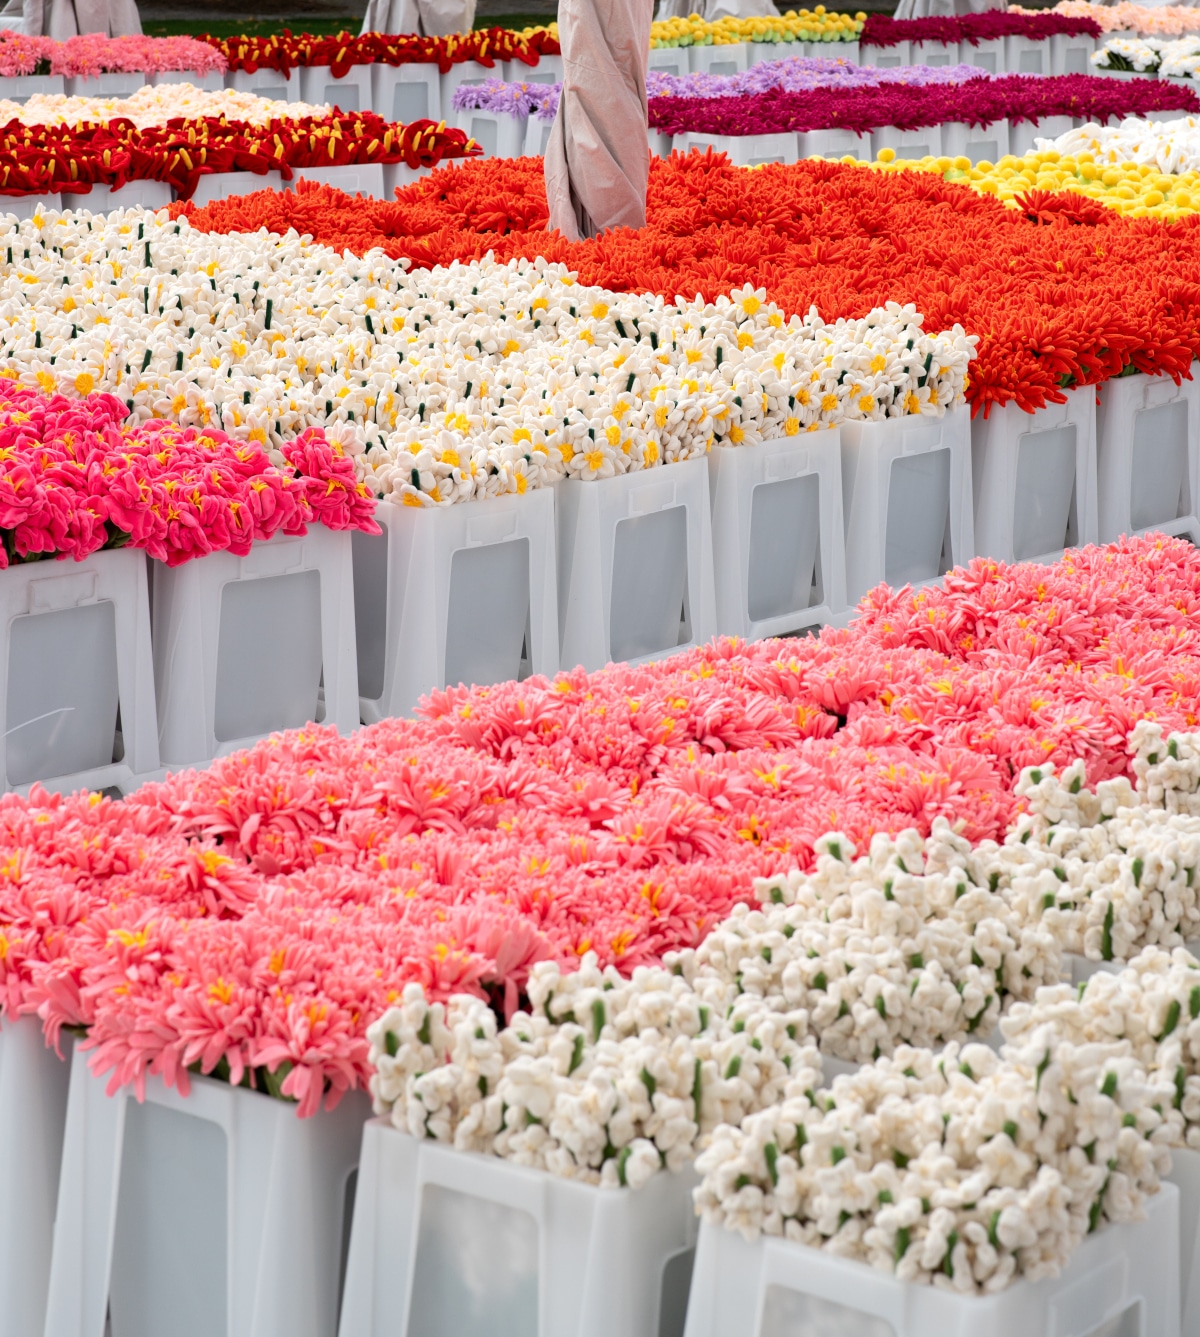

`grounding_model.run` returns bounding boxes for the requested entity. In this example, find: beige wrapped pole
[544,0,653,241]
